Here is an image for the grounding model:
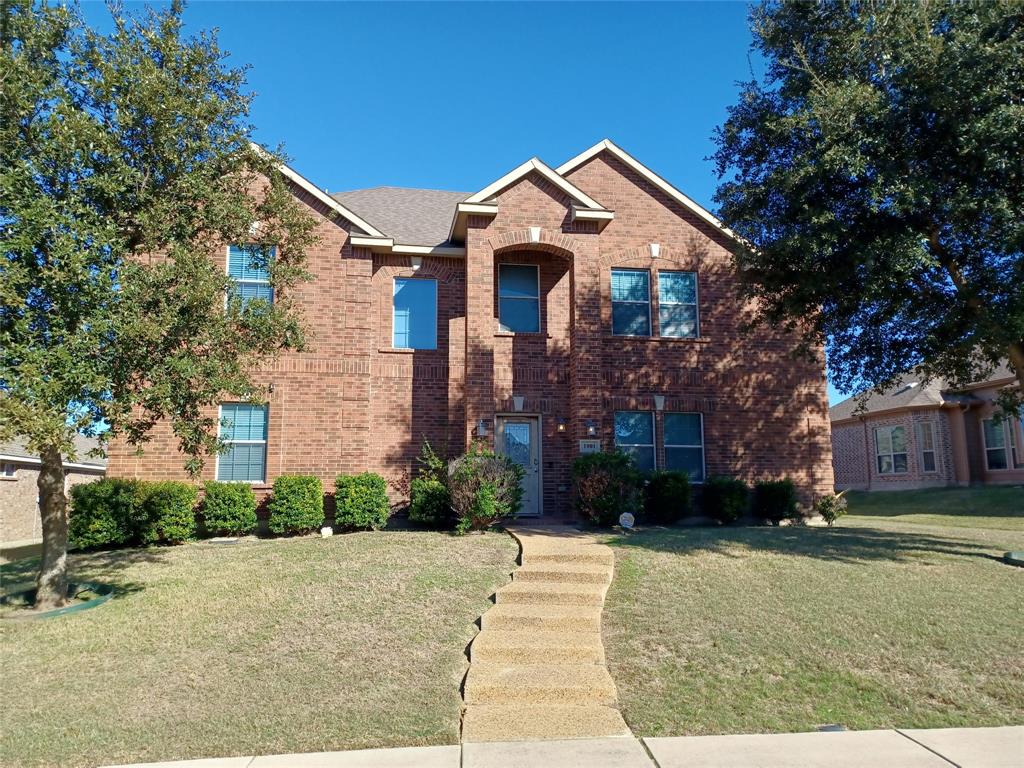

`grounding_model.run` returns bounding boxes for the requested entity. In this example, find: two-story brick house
[106,139,835,518]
